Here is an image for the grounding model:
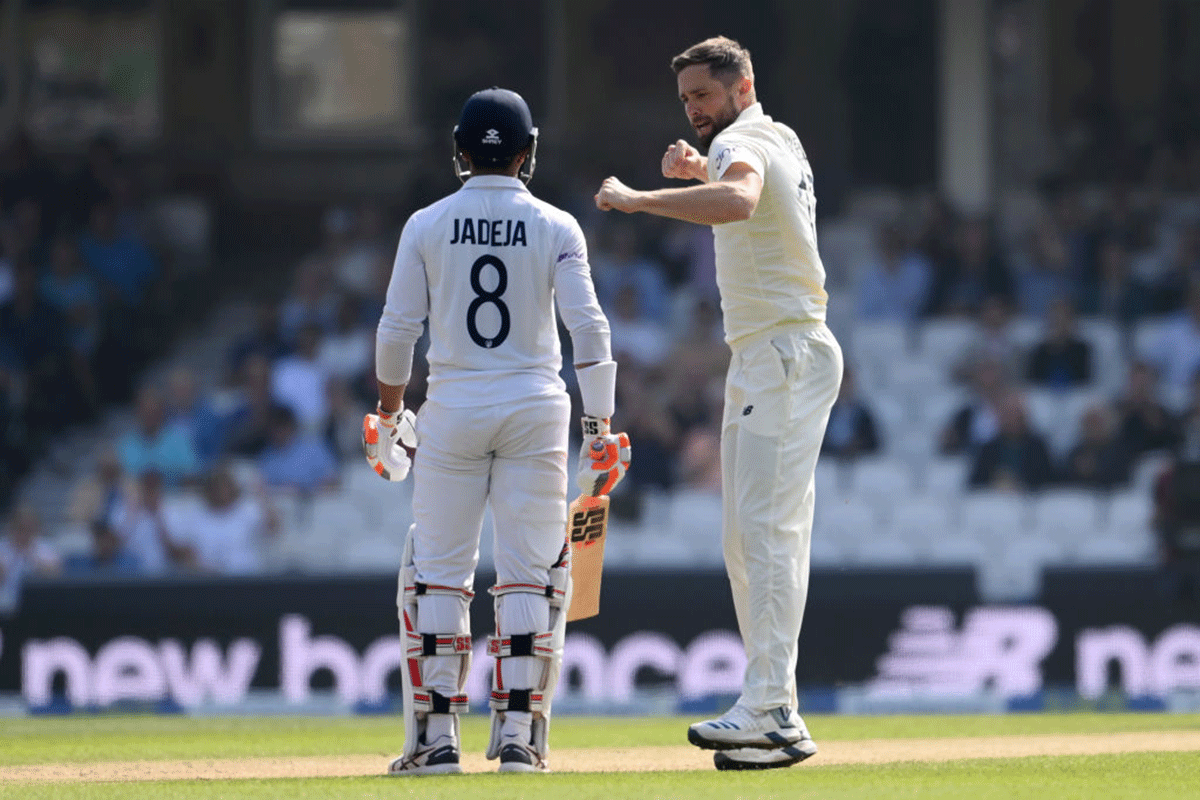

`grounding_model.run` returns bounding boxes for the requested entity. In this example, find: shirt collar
[735,103,765,123]
[462,175,528,191]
